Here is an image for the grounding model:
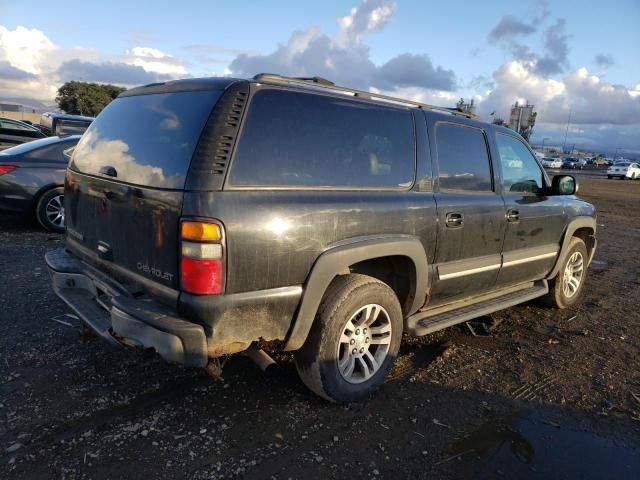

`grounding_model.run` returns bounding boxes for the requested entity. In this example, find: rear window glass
[71,91,220,188]
[57,120,91,136]
[228,89,415,189]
